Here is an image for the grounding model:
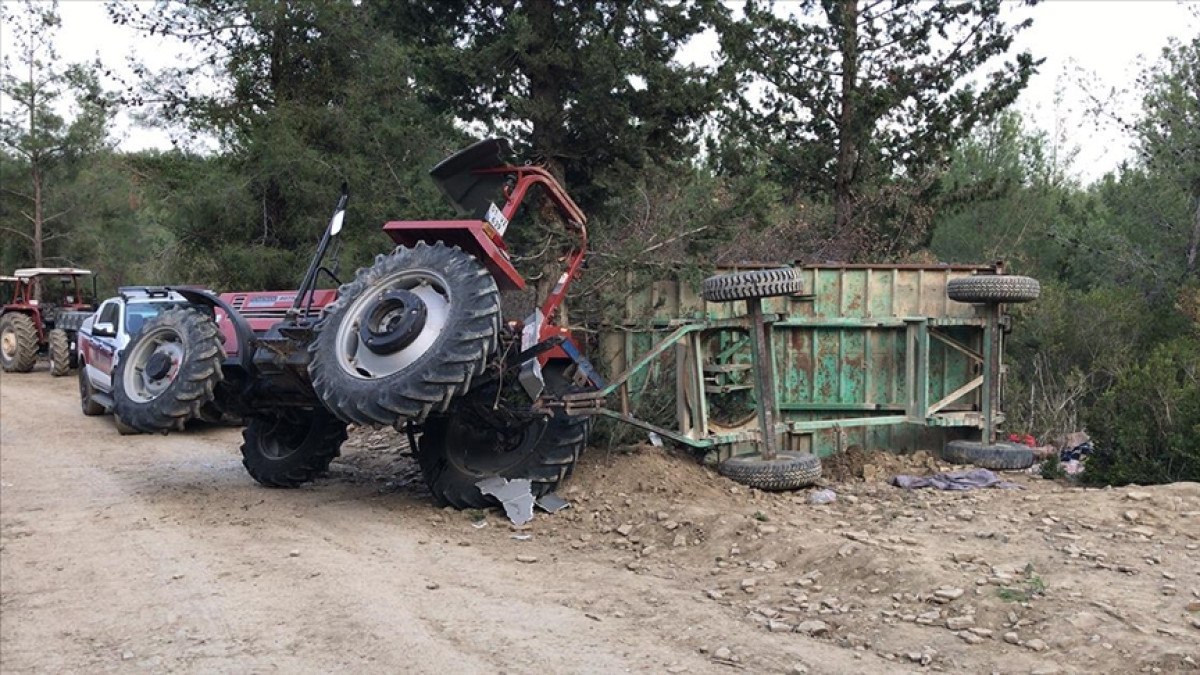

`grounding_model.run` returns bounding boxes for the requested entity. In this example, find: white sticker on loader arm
[485,203,509,237]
